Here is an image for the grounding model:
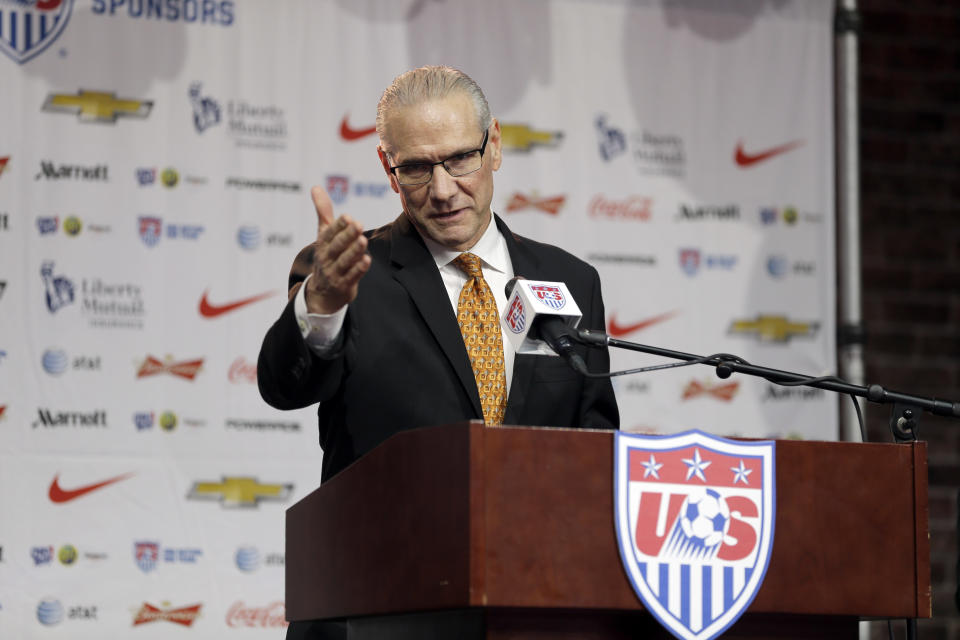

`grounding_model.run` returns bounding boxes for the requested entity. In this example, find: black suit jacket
[257,214,619,482]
